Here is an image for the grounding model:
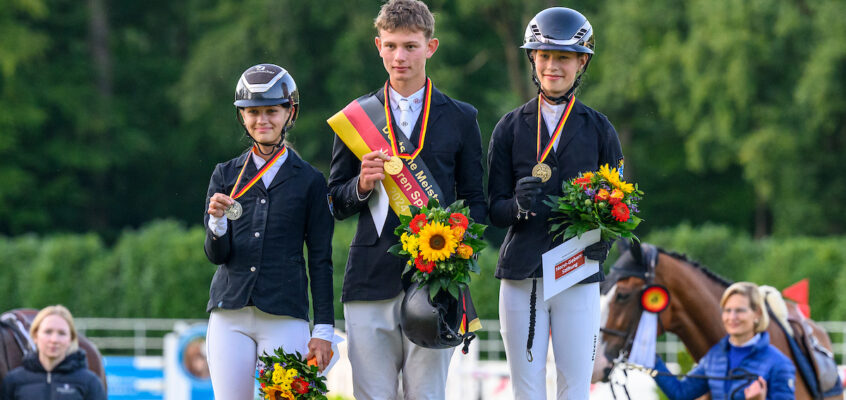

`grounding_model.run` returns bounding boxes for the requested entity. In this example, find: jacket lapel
[554,99,587,158]
[410,85,445,144]
[265,149,302,192]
